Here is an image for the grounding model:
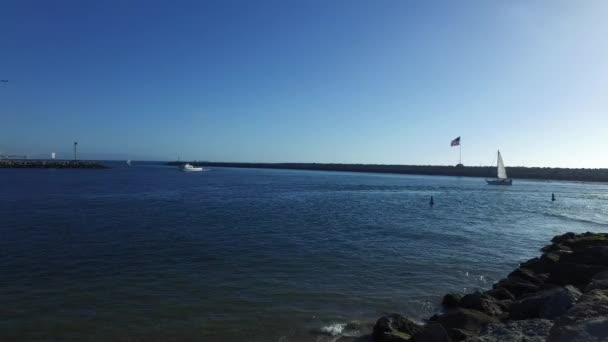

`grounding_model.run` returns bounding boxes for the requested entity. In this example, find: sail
[497,151,508,179]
